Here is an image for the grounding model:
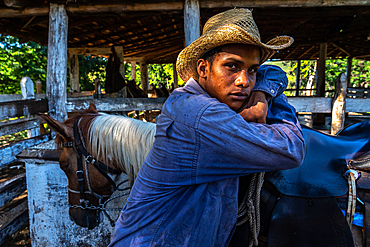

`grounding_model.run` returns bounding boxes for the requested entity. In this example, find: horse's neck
[88,115,156,182]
